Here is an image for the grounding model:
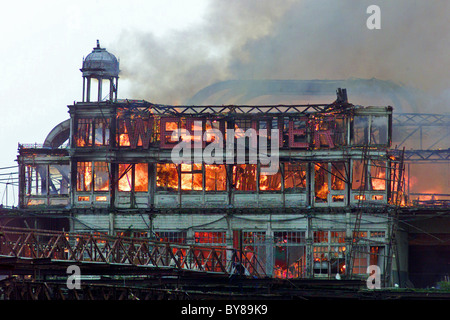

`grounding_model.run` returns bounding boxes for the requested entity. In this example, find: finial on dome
[96,39,100,48]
